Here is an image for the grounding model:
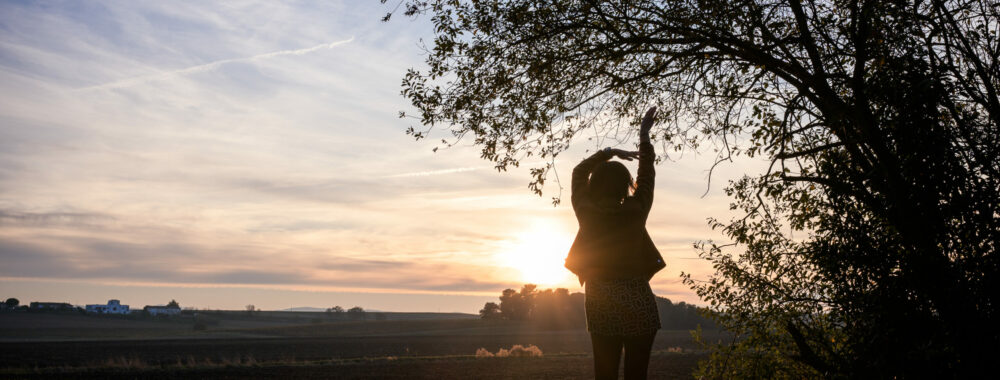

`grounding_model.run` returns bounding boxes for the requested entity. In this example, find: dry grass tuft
[475,344,543,358]
[475,348,495,358]
[102,356,147,369]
